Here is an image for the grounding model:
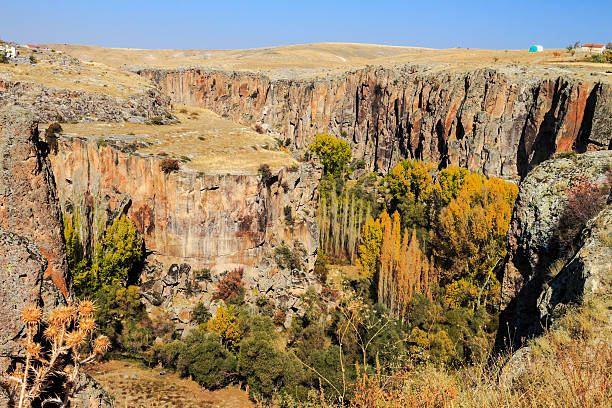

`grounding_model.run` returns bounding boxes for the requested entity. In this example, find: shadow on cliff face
[574,83,600,153]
